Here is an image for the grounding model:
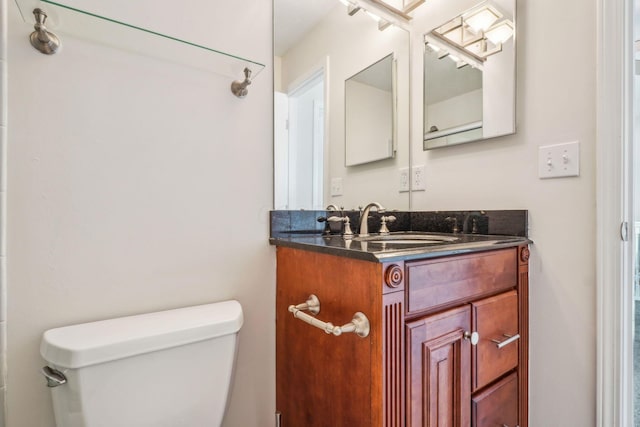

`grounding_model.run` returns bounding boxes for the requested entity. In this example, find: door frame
[596,0,635,425]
